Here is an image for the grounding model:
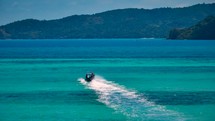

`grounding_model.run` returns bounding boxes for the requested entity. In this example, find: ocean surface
[0,39,215,121]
